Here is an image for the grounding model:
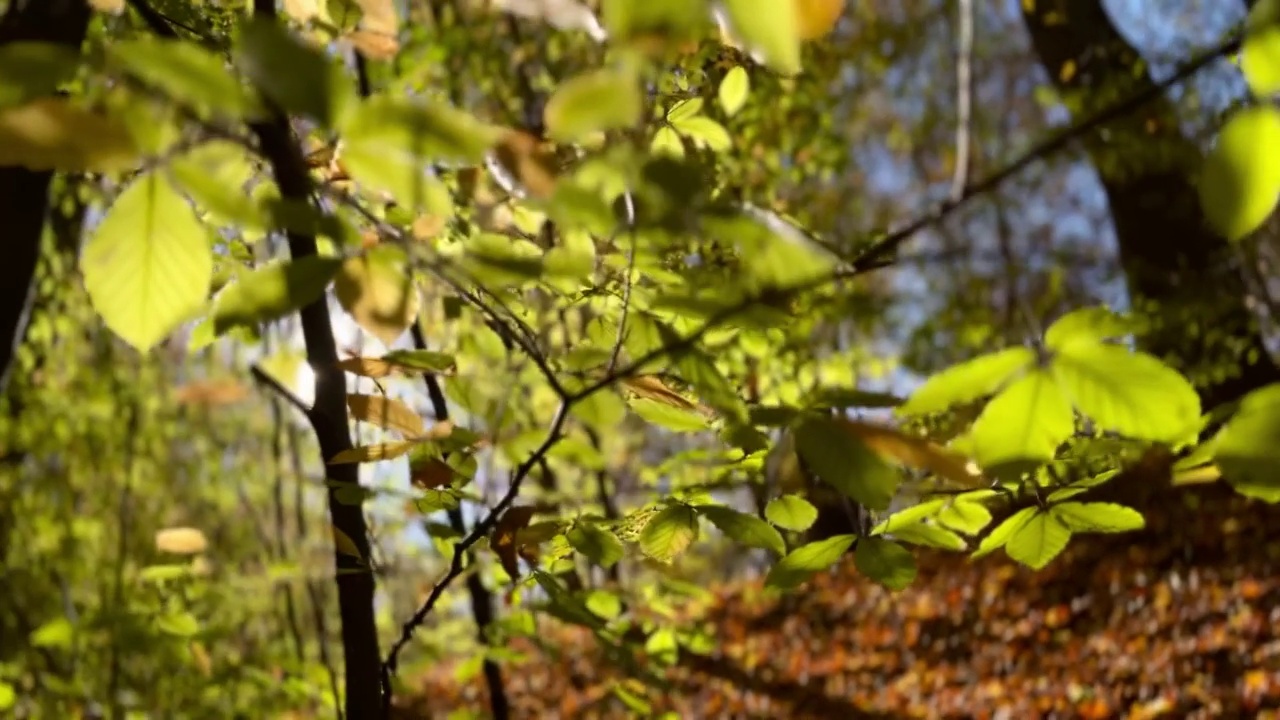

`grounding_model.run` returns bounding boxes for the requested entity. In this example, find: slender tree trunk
[1020,0,1280,409]
[0,0,91,395]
